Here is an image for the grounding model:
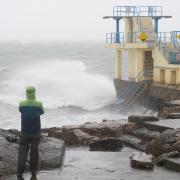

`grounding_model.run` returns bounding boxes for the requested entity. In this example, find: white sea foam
[0,60,116,110]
